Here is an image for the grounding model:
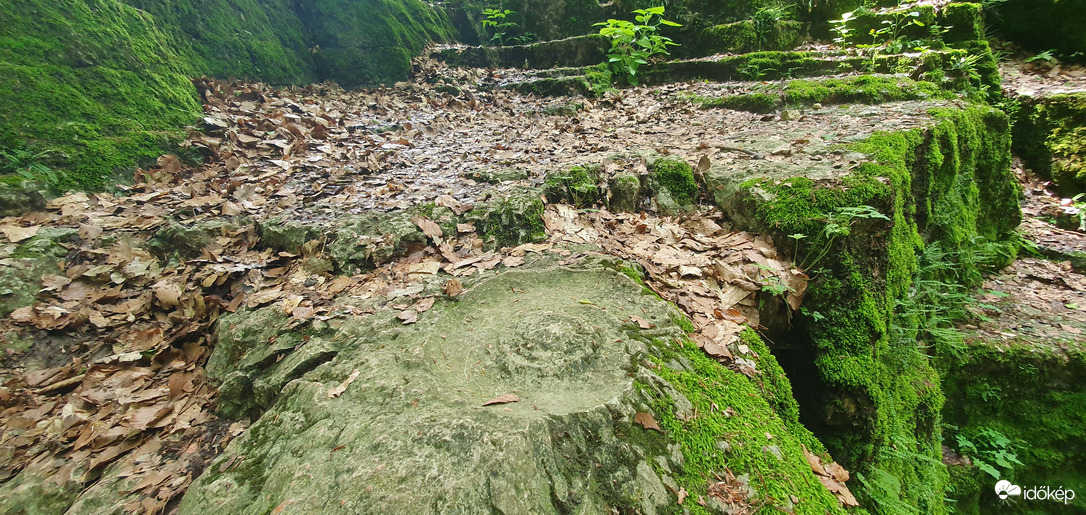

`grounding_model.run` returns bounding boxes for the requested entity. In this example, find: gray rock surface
[182,265,685,513]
